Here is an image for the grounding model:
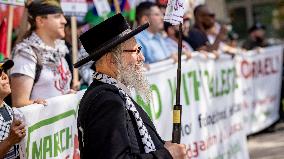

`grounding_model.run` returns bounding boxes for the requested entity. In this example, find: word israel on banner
[61,0,88,16]
[164,0,185,25]
[0,0,24,6]
[234,46,283,135]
